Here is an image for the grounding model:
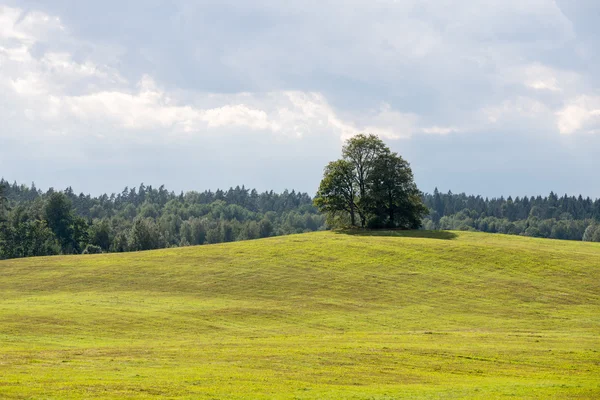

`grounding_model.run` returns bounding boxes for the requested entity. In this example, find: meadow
[0,230,599,399]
